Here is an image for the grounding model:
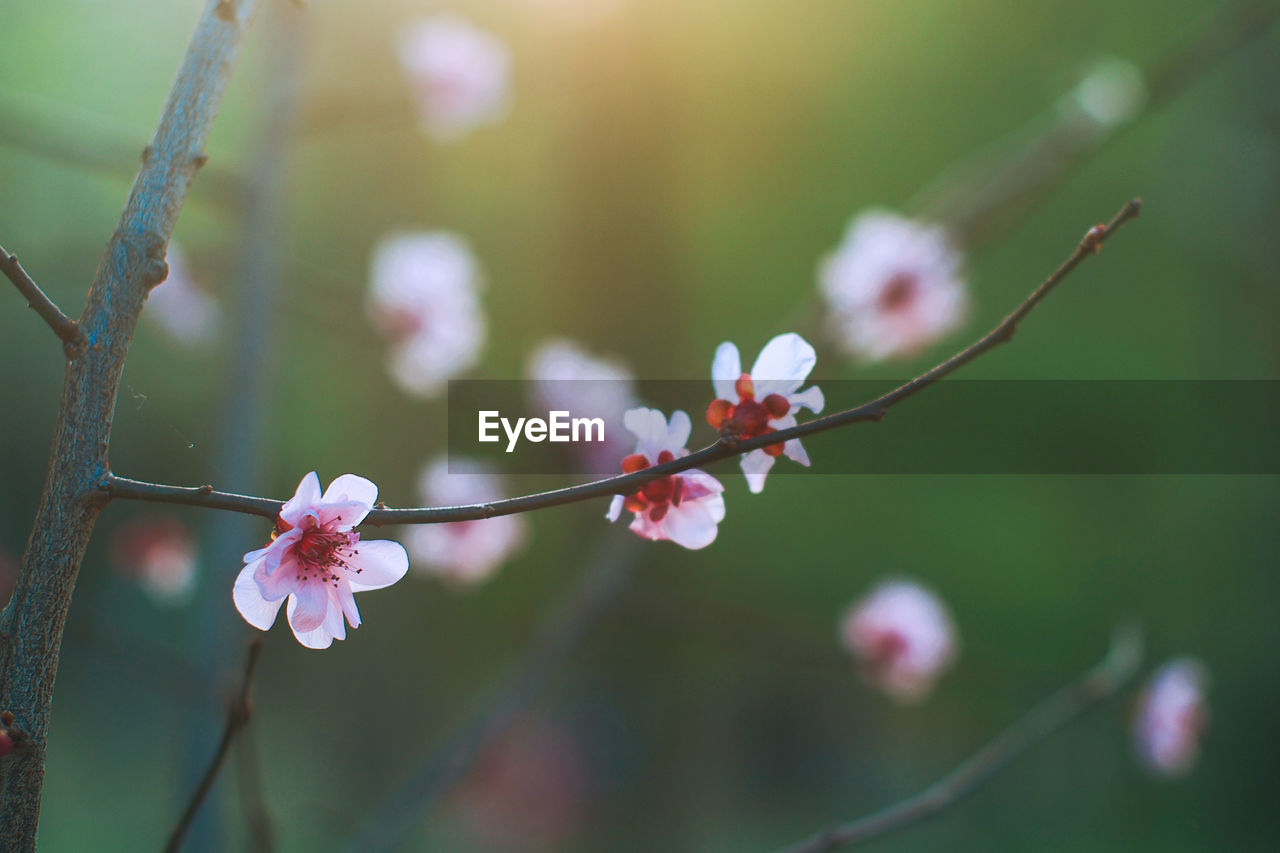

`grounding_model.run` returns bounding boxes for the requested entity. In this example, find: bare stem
[773,627,1144,853]
[101,199,1141,527]
[0,245,85,354]
[165,639,265,853]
